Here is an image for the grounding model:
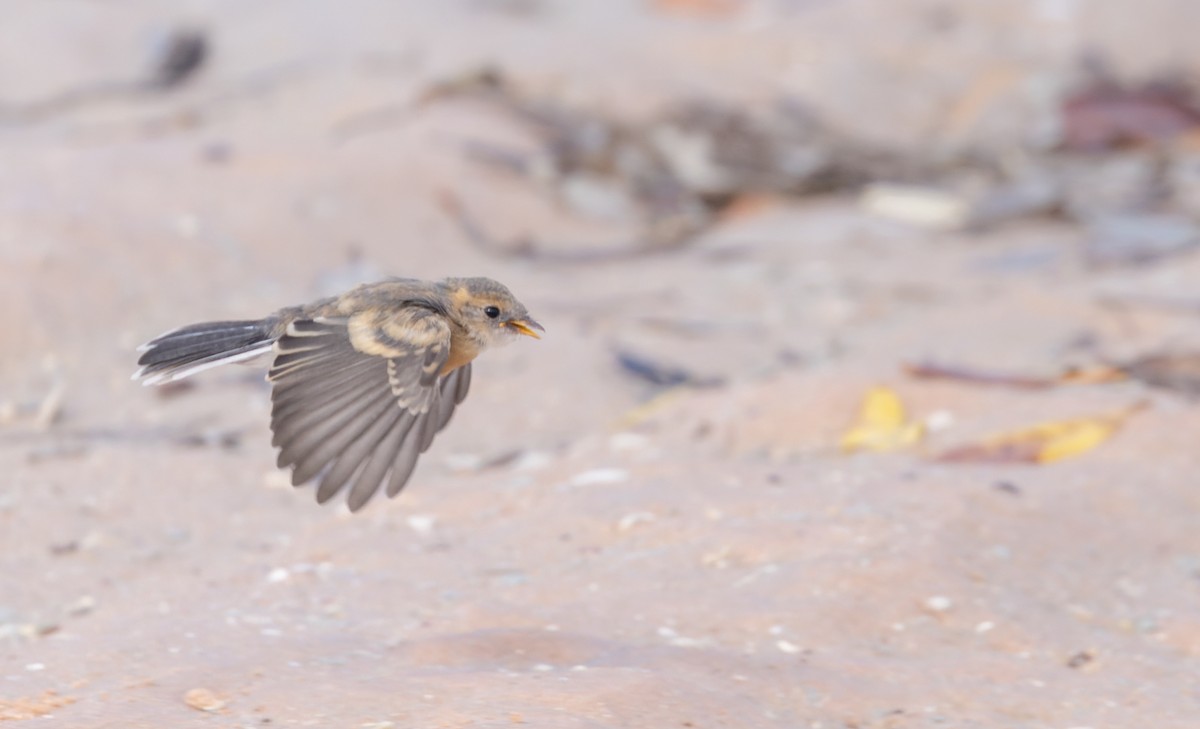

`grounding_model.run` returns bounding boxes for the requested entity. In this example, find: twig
[903,361,1057,389]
